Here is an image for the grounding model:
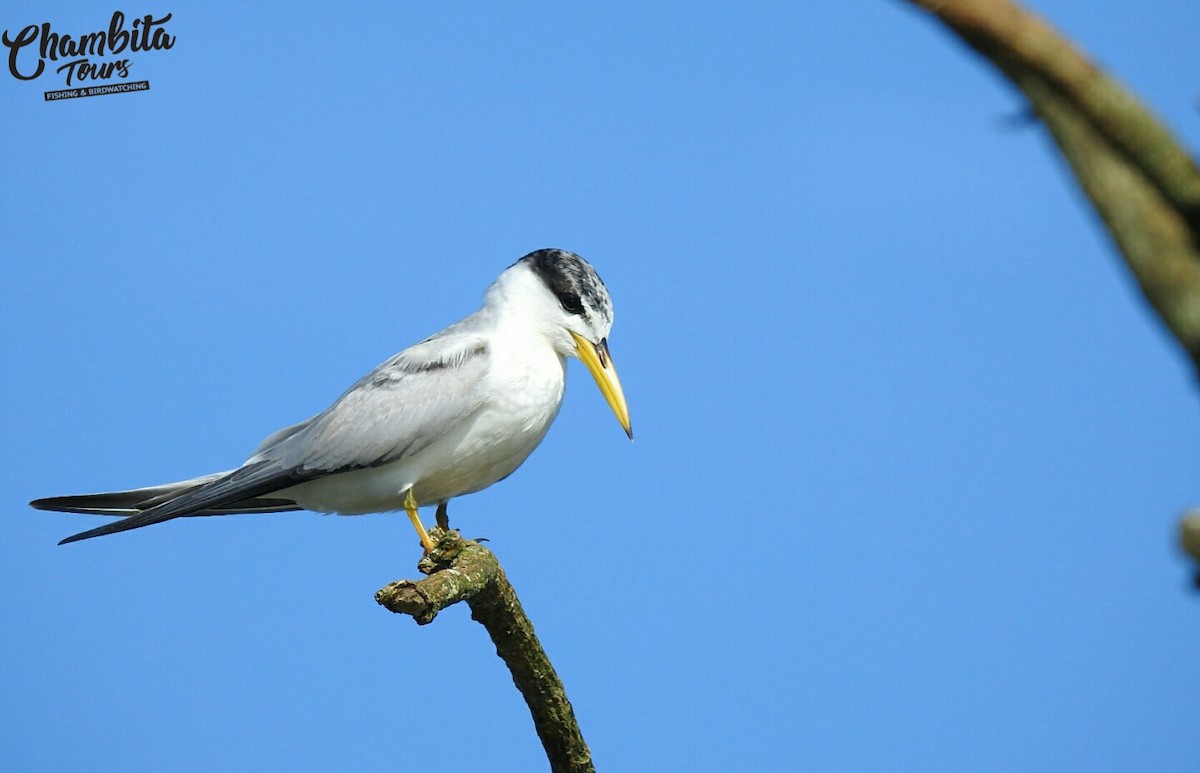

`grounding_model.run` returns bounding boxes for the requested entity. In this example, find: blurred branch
[897,0,1200,583]
[376,529,595,773]
[1181,510,1200,588]
[899,0,1200,374]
